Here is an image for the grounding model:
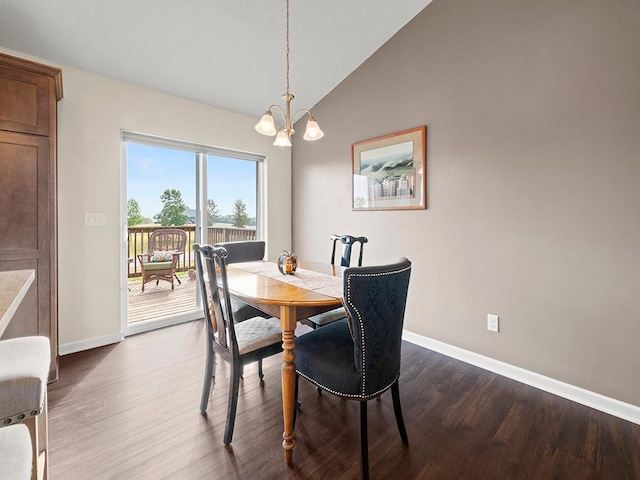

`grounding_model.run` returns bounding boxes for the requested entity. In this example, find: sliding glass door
[122,132,263,336]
